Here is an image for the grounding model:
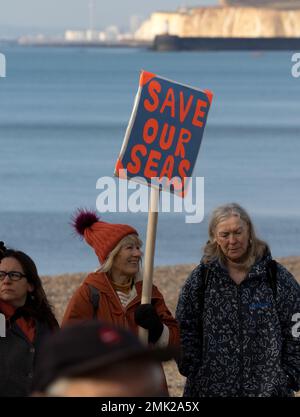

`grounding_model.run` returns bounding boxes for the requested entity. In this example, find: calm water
[0,45,299,274]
